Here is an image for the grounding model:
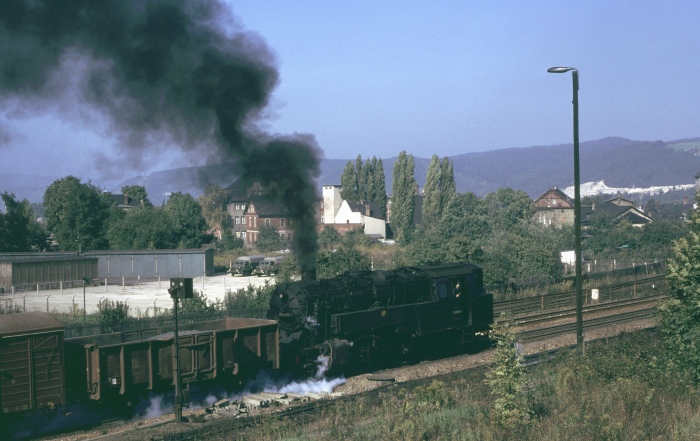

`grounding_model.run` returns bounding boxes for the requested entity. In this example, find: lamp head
[548,67,577,73]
